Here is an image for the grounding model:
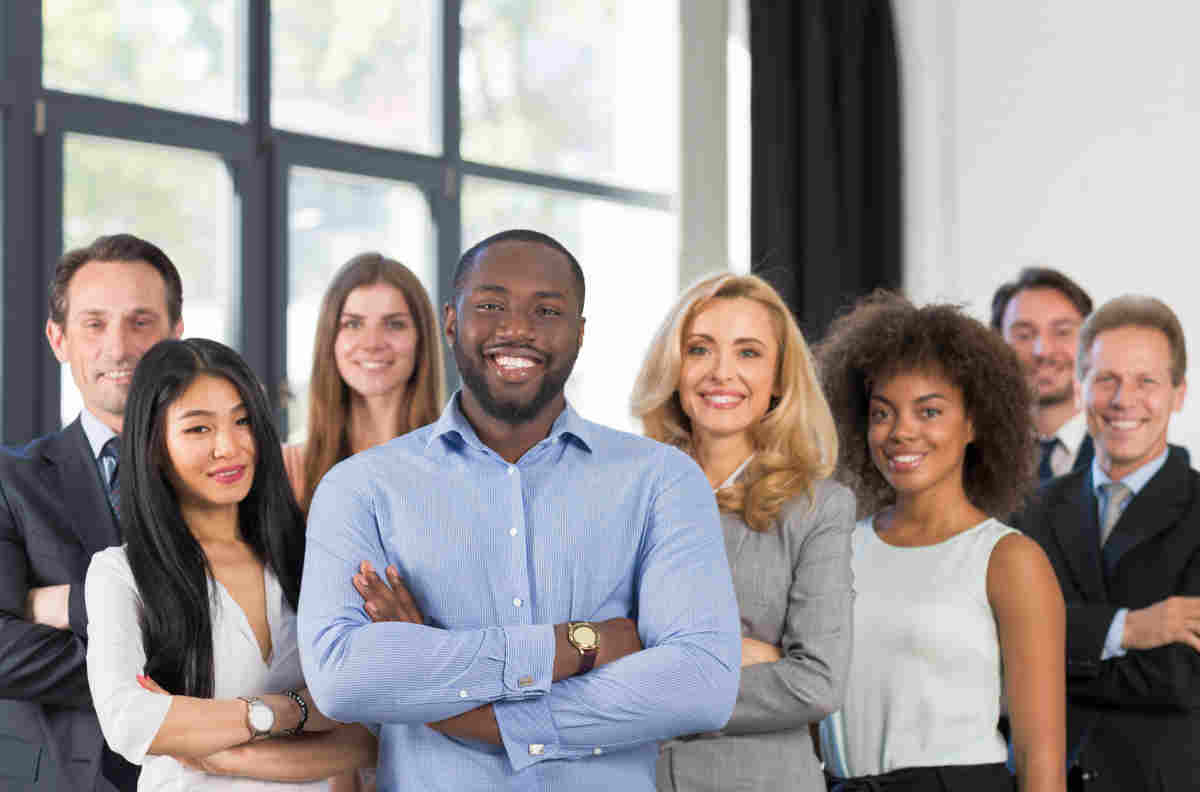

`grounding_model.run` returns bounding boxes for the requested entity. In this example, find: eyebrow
[341,311,412,319]
[686,333,767,345]
[471,285,569,301]
[869,393,949,406]
[177,403,247,420]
